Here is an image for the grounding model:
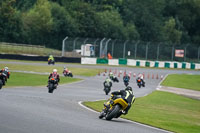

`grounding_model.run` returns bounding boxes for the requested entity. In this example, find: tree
[162,17,182,44]
[0,0,22,42]
[95,10,126,39]
[15,0,36,11]
[49,2,79,48]
[121,0,166,42]
[22,0,53,45]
